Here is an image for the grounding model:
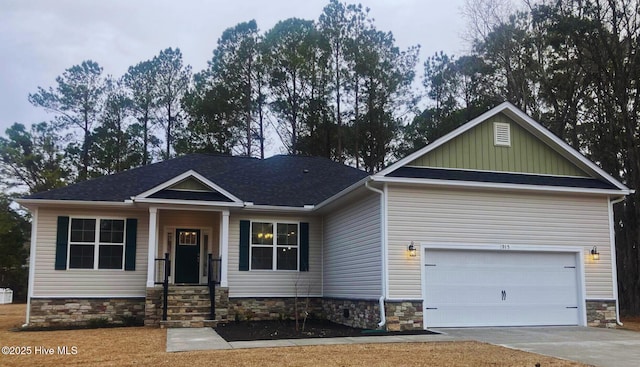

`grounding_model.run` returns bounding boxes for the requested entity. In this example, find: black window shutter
[55,216,70,270]
[239,220,250,271]
[300,222,309,272]
[124,218,137,271]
